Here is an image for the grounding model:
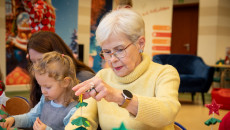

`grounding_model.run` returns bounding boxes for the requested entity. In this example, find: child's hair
[0,68,5,92]
[31,51,78,106]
